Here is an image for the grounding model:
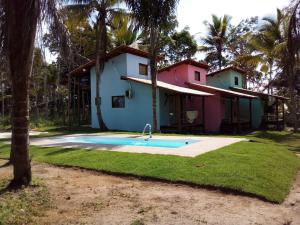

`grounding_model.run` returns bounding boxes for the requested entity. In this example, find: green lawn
[0,130,299,203]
